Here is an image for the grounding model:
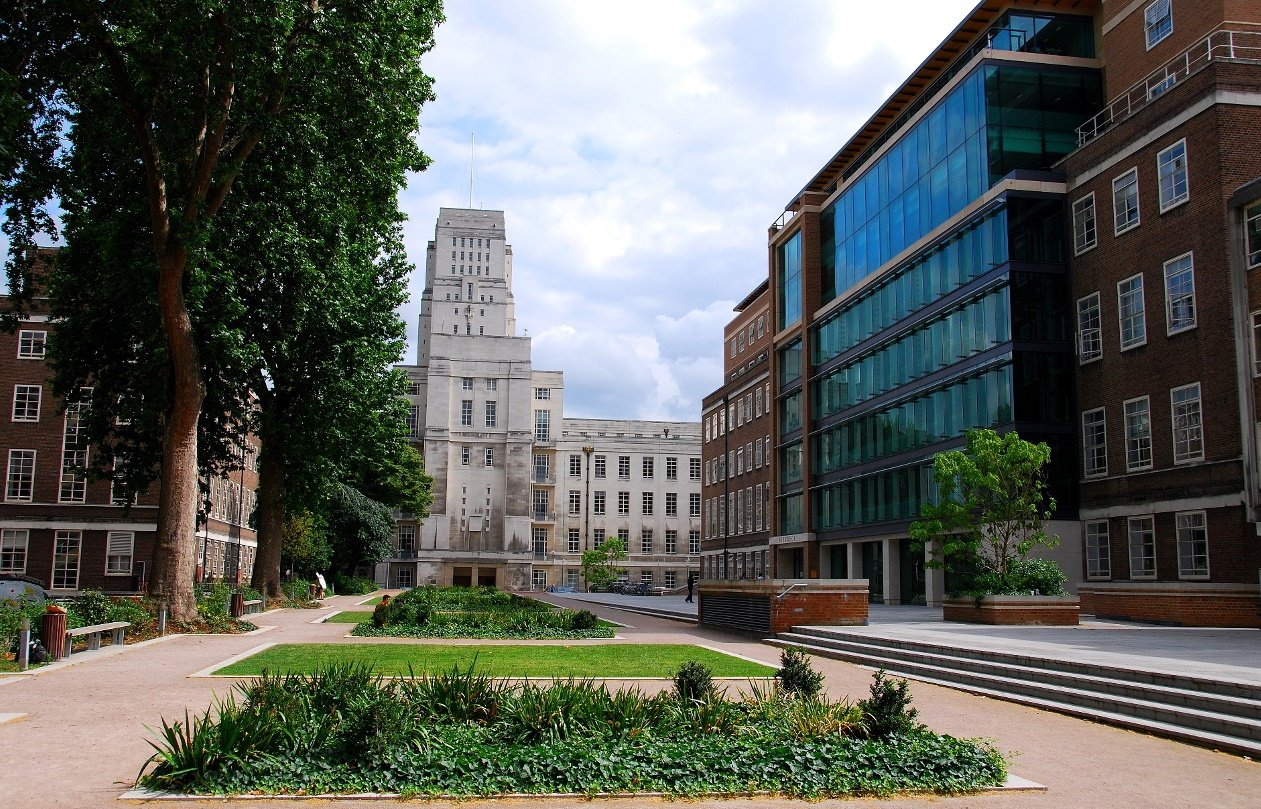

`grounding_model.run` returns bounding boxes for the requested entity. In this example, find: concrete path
[0,593,1258,808]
